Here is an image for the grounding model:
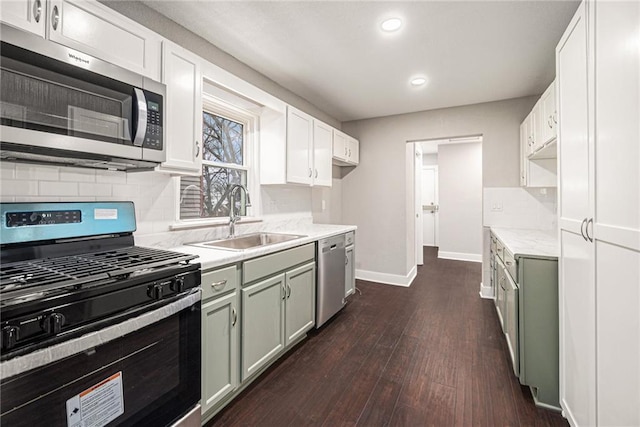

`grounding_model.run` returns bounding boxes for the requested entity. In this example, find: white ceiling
[143,1,580,122]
